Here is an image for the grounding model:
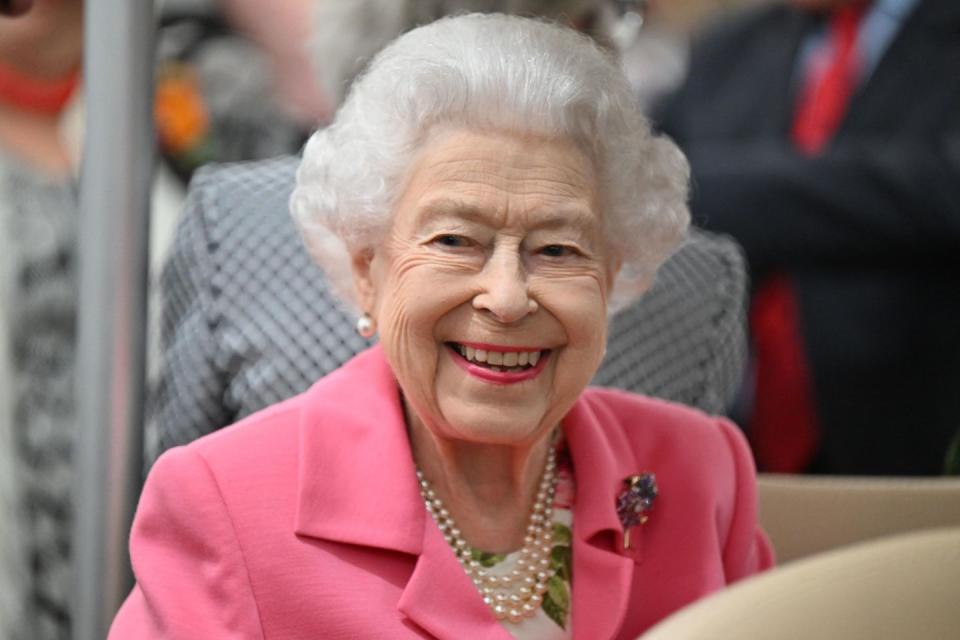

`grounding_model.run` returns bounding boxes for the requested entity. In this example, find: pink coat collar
[294,345,644,639]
